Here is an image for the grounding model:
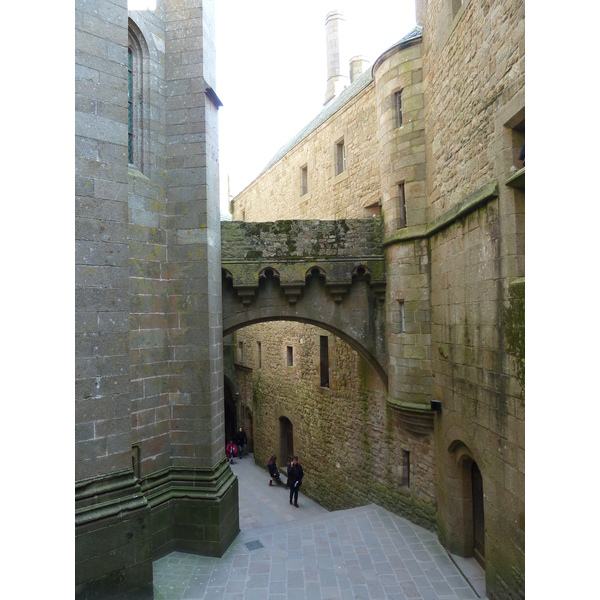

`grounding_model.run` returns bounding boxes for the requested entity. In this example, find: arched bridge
[221,219,388,386]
